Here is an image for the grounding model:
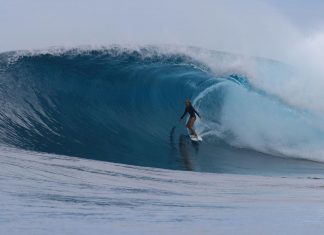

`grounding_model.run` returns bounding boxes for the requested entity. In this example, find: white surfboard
[189,134,203,142]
